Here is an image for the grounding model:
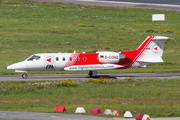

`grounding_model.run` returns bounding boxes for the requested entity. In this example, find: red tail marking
[129,36,155,68]
[154,47,158,51]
